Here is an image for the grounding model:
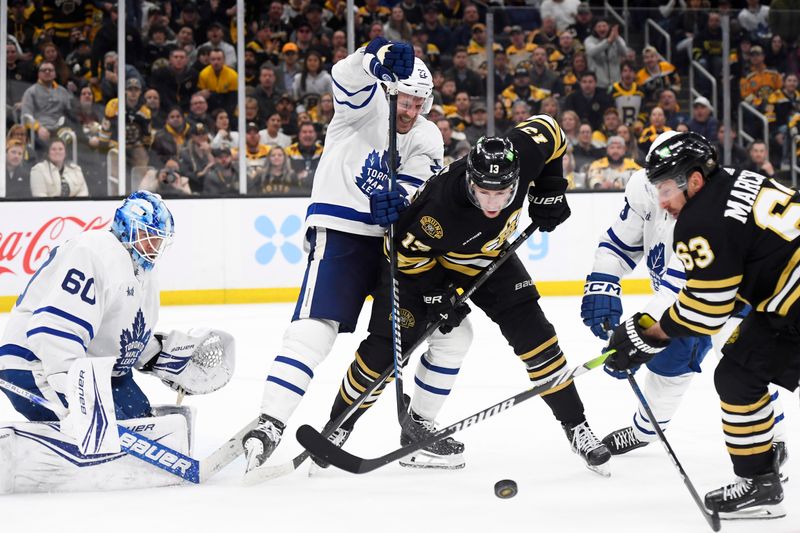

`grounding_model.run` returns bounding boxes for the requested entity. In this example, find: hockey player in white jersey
[243,38,472,473]
[0,191,235,493]
[581,132,788,469]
